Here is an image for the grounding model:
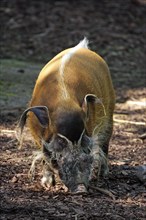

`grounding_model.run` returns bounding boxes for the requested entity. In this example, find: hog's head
[18,94,103,193]
[43,131,93,193]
